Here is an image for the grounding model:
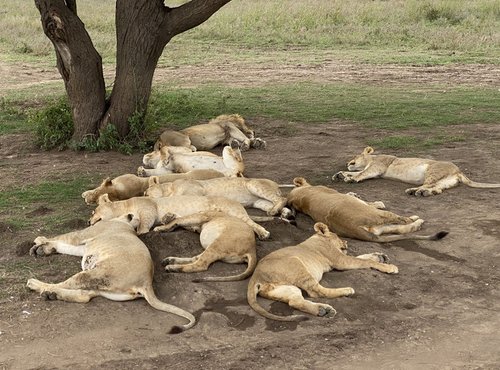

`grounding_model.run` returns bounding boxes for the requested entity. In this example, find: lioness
[90,194,270,239]
[82,170,225,204]
[81,174,158,204]
[155,114,266,151]
[27,214,195,333]
[154,211,257,282]
[333,146,500,196]
[287,177,448,242]
[145,177,290,217]
[247,223,398,321]
[138,143,244,177]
